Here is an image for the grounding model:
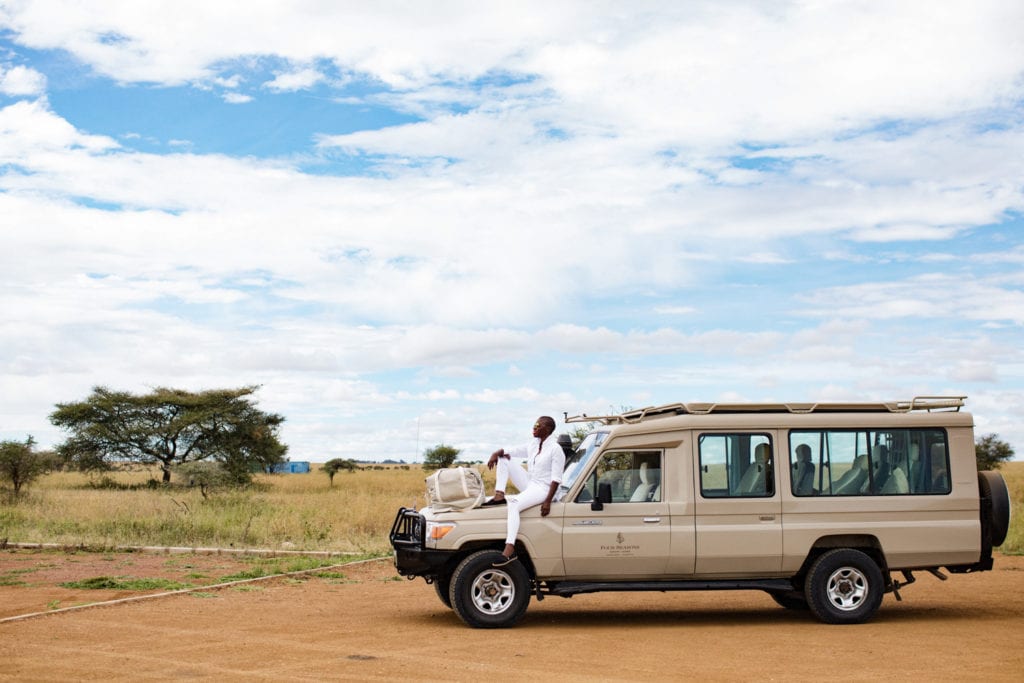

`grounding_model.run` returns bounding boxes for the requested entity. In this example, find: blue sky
[1,1,1023,462]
